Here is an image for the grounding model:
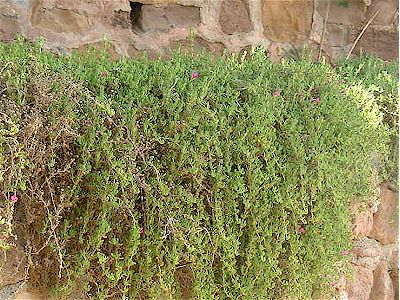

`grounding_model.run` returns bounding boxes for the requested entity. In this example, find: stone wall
[0,0,398,60]
[345,183,399,300]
